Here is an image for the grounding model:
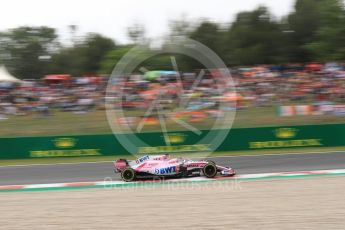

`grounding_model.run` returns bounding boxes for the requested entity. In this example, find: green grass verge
[1,107,344,137]
[0,146,344,166]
